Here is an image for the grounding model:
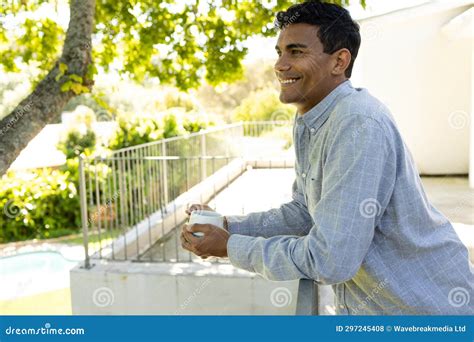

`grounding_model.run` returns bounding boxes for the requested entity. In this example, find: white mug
[188,210,224,237]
